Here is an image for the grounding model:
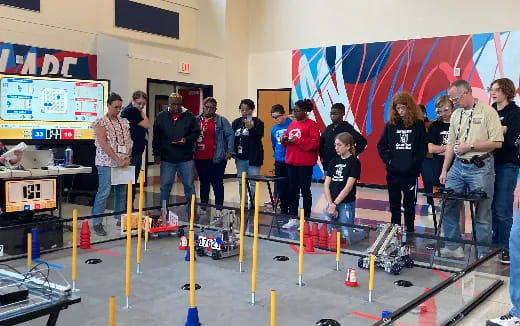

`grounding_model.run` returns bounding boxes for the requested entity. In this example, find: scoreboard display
[0,74,109,141]
[2,178,57,213]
